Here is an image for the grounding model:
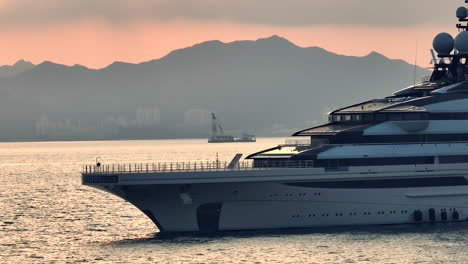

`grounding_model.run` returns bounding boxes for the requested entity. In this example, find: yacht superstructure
[82,2,468,232]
